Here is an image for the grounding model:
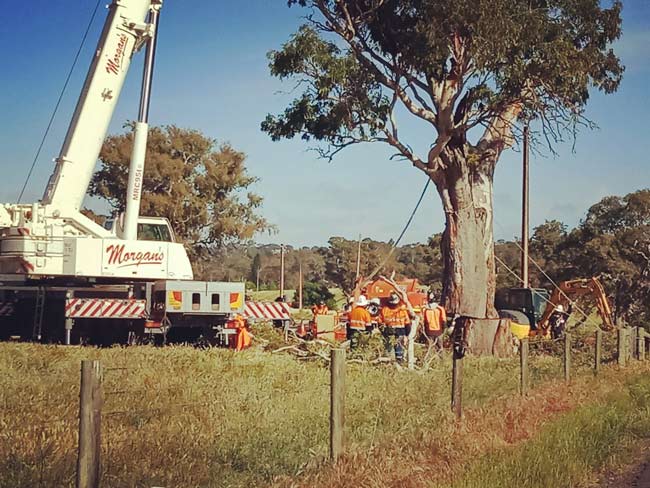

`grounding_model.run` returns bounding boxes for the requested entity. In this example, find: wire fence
[2,326,648,488]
